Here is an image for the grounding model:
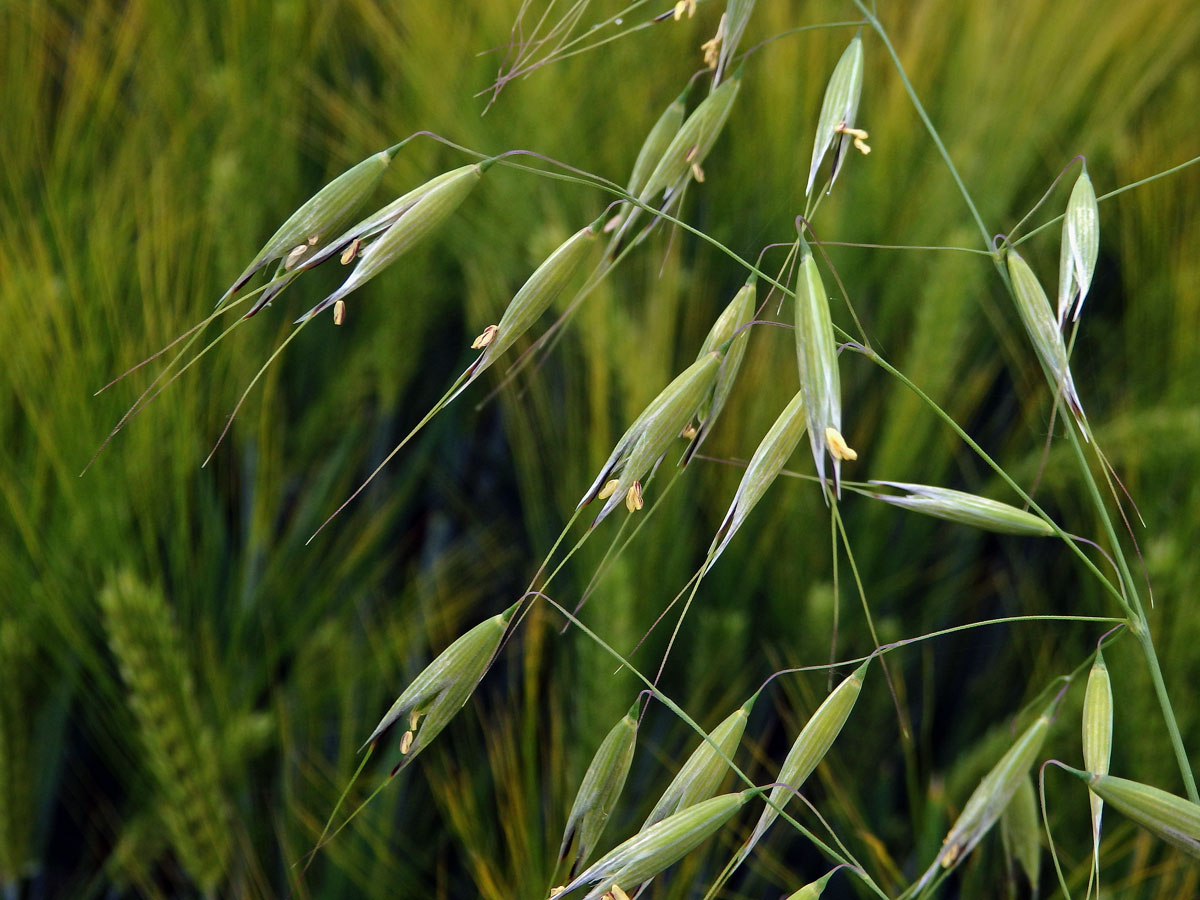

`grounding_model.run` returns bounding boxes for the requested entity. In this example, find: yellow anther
[825,427,858,461]
[625,481,644,512]
[700,13,726,69]
[399,730,414,754]
[673,0,696,20]
[680,423,698,440]
[836,123,871,155]
[691,162,706,183]
[333,299,346,325]
[597,479,621,500]
[284,243,309,270]
[340,237,361,265]
[471,324,499,349]
[307,234,320,246]
[548,888,565,898]
[610,886,631,900]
